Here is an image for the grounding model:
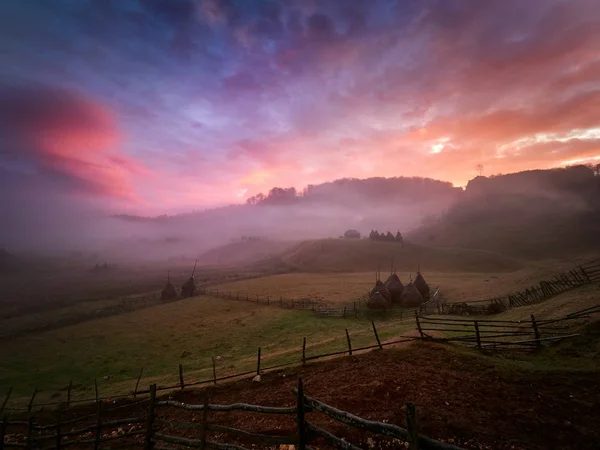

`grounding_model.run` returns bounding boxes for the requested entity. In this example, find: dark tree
[395,231,404,245]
